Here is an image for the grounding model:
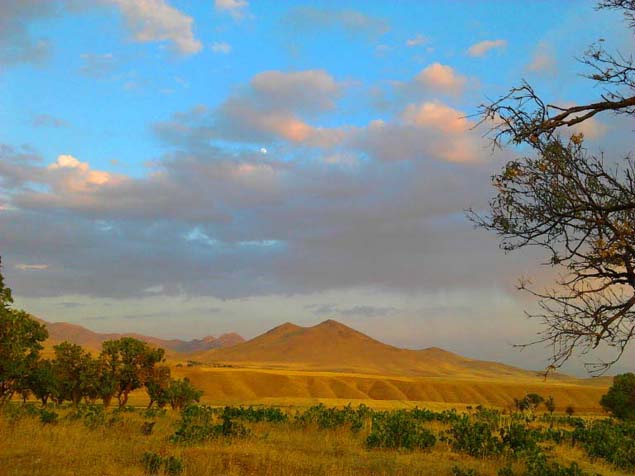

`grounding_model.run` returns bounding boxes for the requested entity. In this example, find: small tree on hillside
[100,337,165,407]
[0,257,48,406]
[525,393,544,410]
[544,395,556,414]
[600,372,635,420]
